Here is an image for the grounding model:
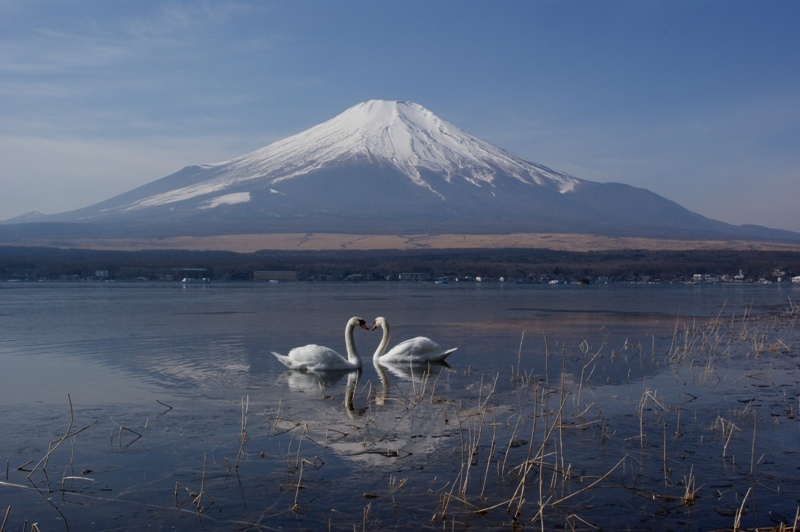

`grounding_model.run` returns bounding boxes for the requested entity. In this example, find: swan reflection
[275,359,456,466]
[378,359,450,383]
[344,370,361,419]
[372,358,451,406]
[279,368,358,393]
